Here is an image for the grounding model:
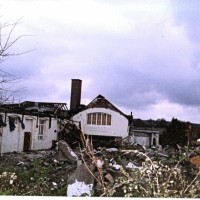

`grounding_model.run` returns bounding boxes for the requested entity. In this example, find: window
[87,113,92,124]
[97,113,101,125]
[87,113,112,126]
[38,119,46,140]
[102,113,106,125]
[107,114,111,125]
[92,113,96,125]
